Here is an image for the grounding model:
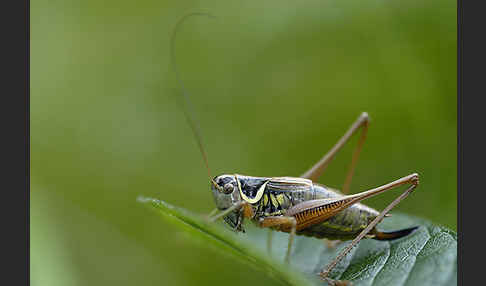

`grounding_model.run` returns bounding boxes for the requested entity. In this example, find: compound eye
[223,183,234,194]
